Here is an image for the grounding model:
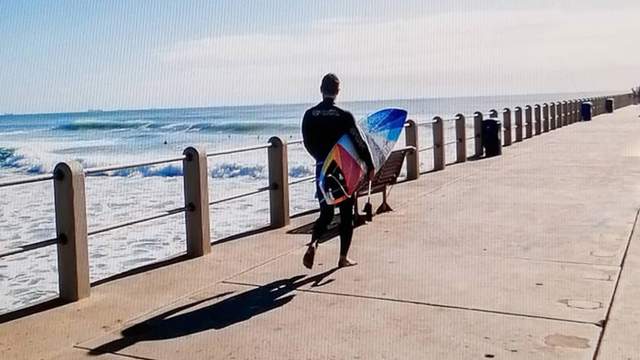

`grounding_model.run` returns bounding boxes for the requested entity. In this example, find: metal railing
[1,91,636,306]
